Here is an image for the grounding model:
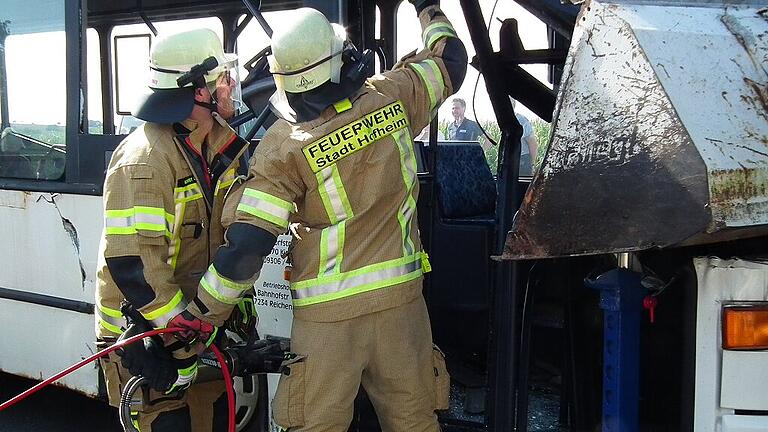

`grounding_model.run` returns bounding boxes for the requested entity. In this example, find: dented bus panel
[504,1,768,259]
[0,191,103,396]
